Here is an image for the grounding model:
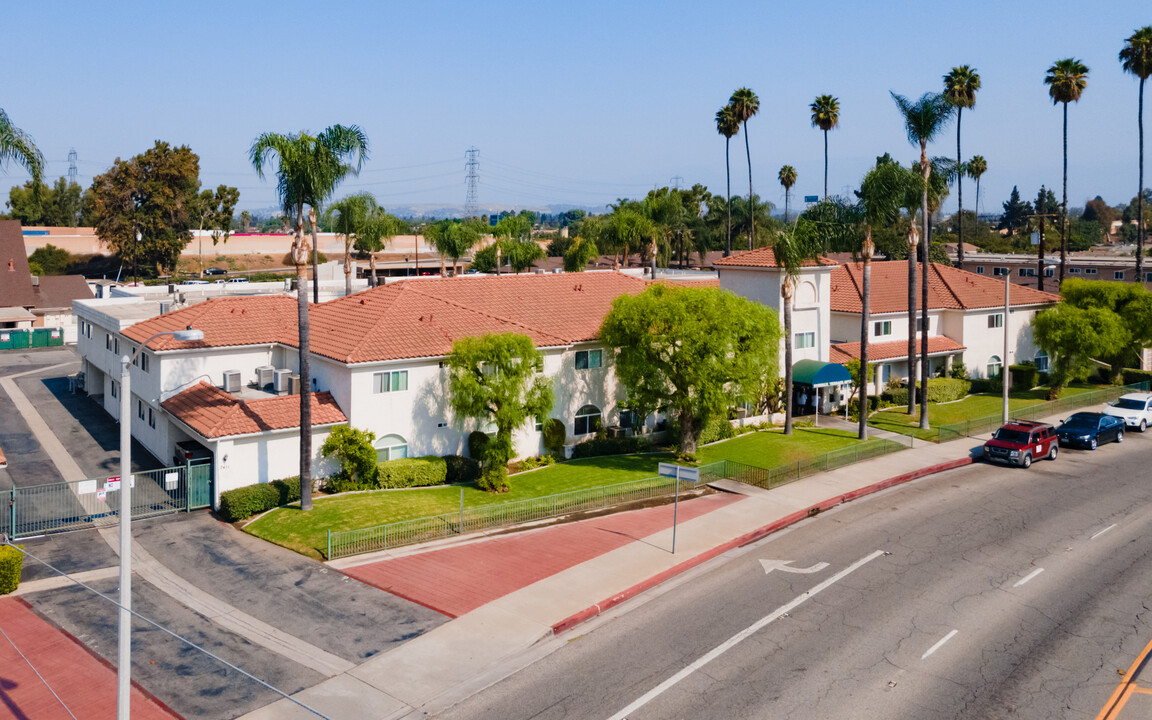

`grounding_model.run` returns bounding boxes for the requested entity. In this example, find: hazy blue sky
[3,1,1149,216]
